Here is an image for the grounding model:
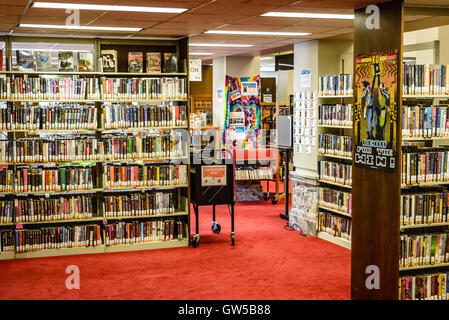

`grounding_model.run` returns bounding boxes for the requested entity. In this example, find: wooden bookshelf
[0,35,191,259]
